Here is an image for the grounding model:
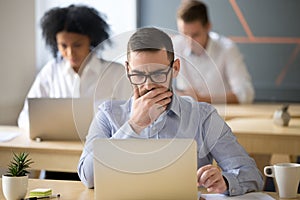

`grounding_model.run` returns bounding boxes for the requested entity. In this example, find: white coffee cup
[264,163,300,198]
